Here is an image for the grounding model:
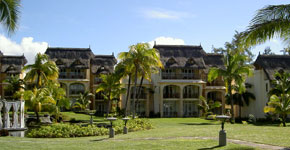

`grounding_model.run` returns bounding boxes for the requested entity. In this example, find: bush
[27,118,153,138]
